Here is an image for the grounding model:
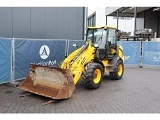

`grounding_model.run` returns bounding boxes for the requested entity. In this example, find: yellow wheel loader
[19,26,124,99]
